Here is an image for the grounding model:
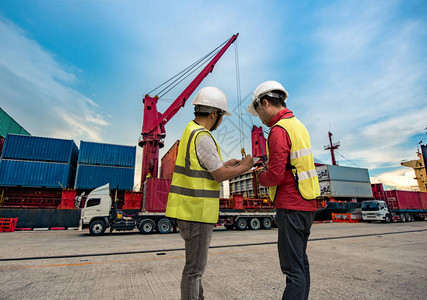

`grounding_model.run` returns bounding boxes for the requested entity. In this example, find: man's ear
[261,98,268,109]
[209,110,216,120]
